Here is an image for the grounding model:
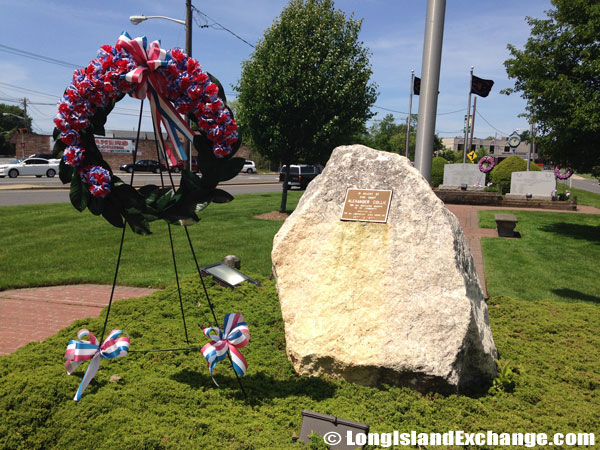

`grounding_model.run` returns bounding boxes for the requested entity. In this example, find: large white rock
[272,145,497,393]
